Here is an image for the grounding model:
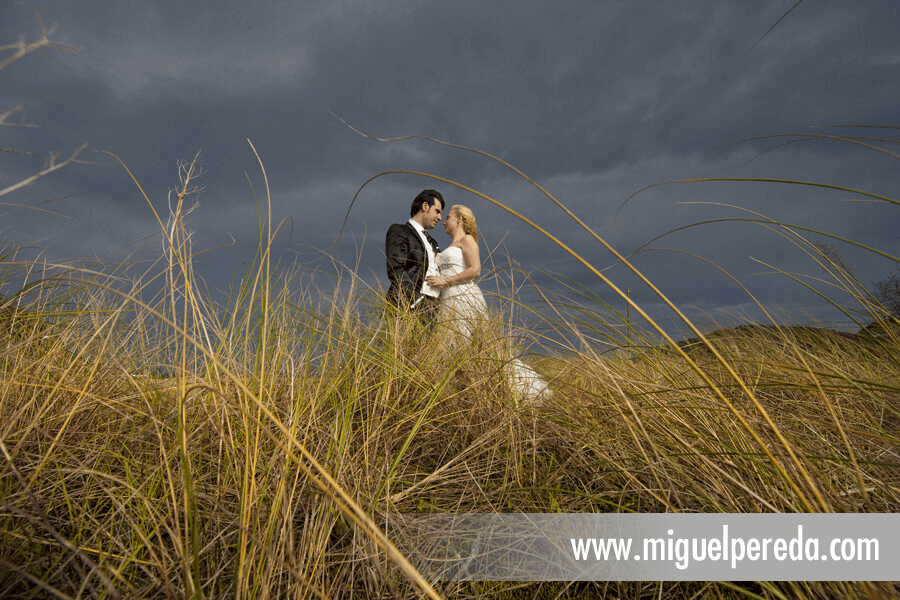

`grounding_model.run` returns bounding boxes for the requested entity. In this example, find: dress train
[435,246,551,403]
